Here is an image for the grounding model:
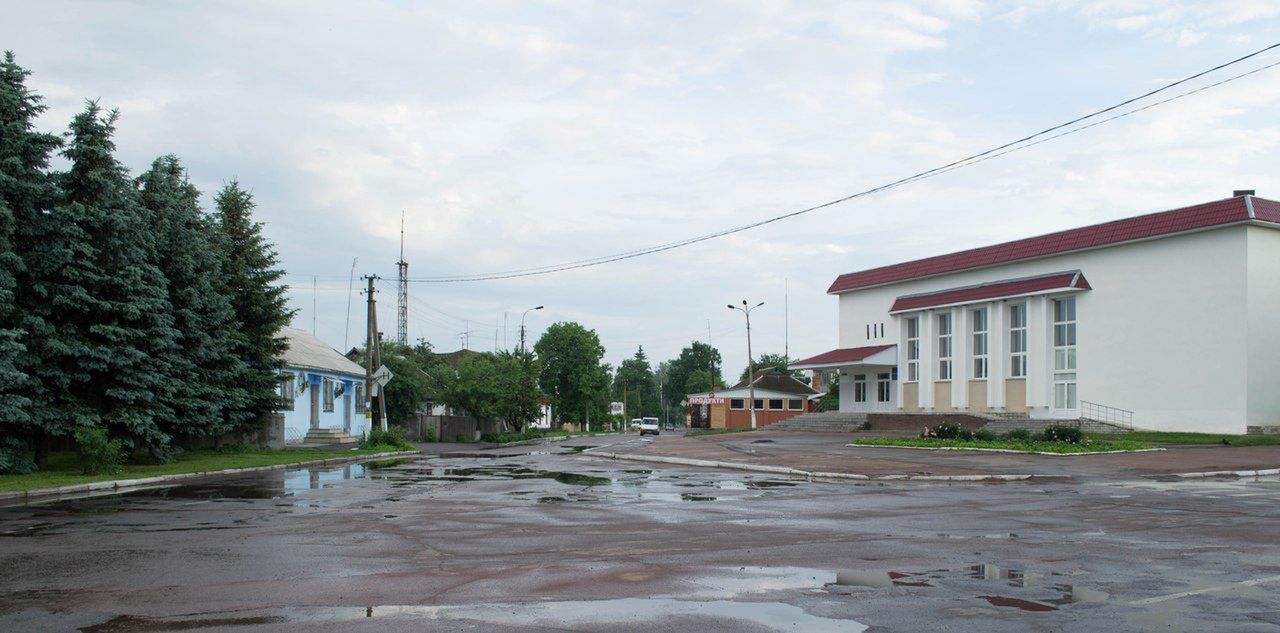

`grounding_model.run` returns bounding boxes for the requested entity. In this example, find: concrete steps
[302,427,360,445]
[768,411,868,433]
